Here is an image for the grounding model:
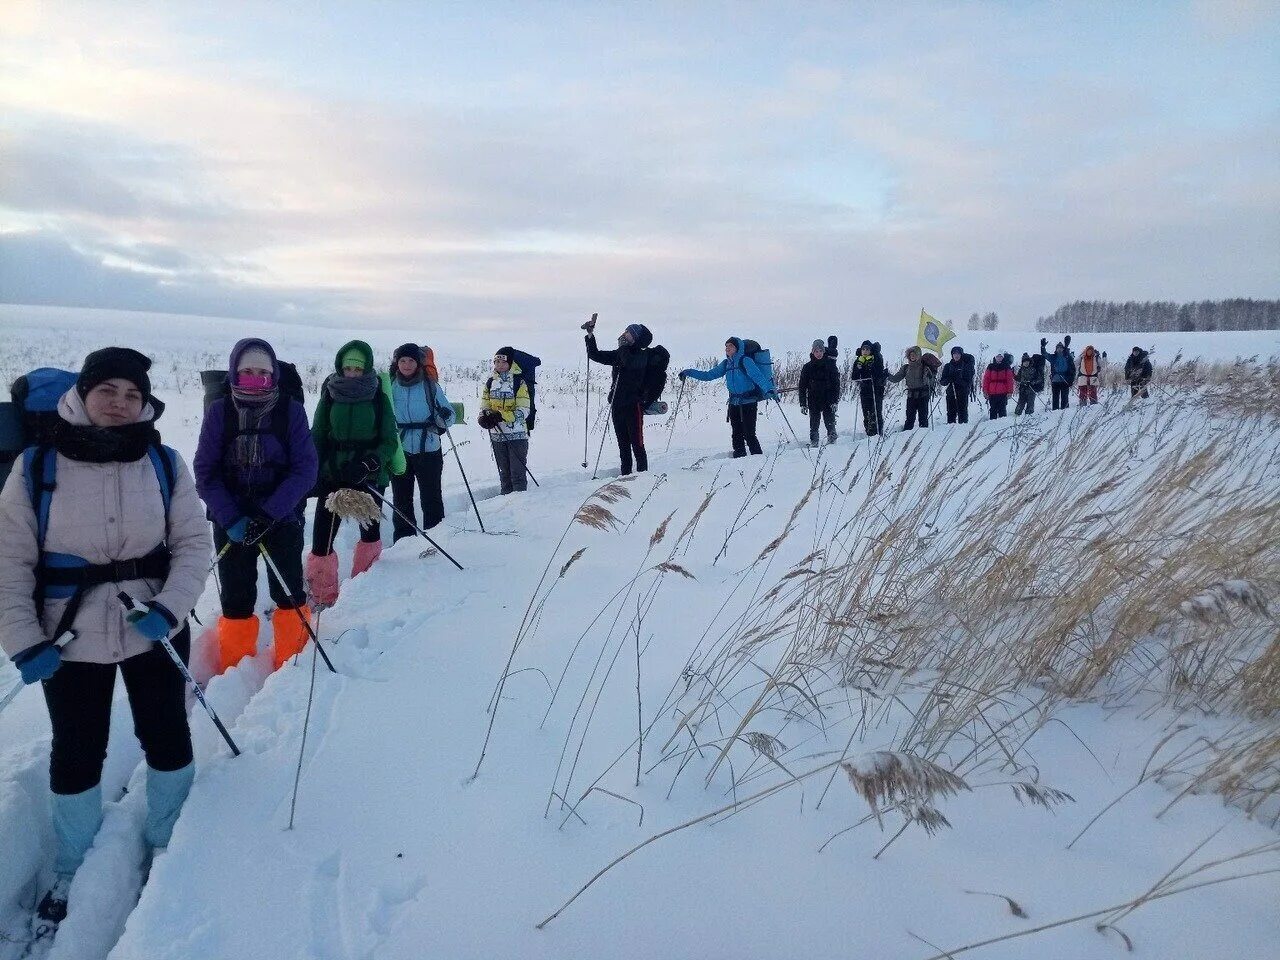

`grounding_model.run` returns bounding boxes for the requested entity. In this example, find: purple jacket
[193,338,318,528]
